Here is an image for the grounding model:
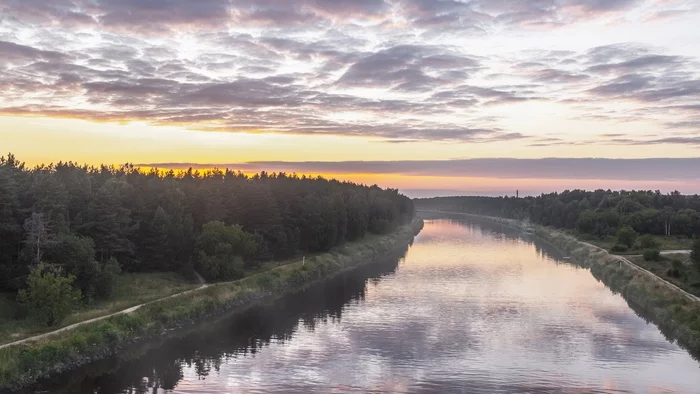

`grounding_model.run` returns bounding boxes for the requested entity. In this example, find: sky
[1,0,699,196]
